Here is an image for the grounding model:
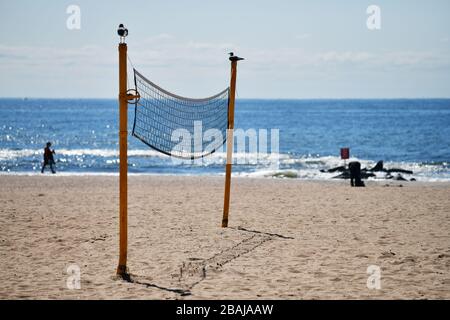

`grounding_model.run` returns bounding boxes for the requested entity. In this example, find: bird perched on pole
[229,52,244,62]
[117,24,128,43]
